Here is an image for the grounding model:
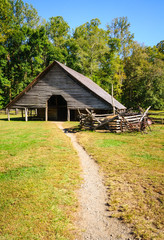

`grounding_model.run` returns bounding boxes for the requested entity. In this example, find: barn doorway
[48,95,67,121]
